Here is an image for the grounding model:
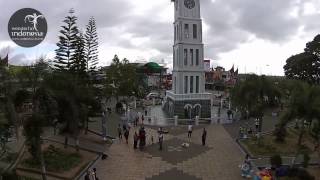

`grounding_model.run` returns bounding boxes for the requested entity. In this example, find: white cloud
[1,0,320,75]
